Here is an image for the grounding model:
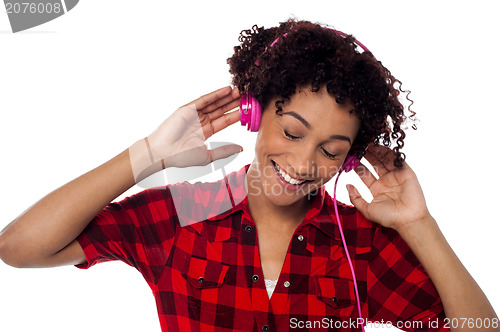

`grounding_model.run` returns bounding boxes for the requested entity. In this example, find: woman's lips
[271,160,312,191]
